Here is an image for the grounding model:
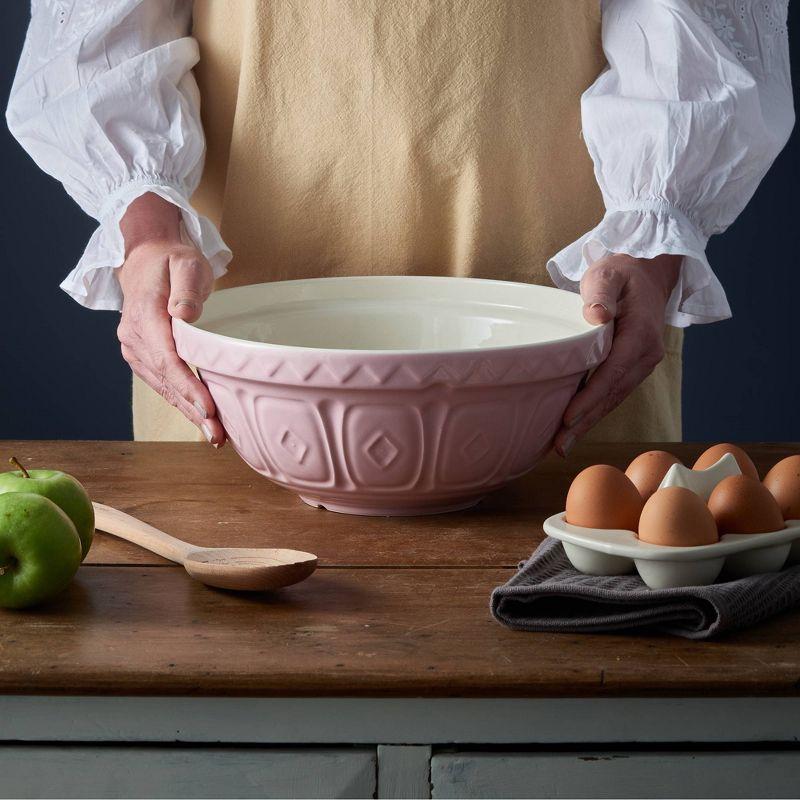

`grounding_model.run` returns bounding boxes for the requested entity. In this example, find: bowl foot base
[299,494,485,517]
